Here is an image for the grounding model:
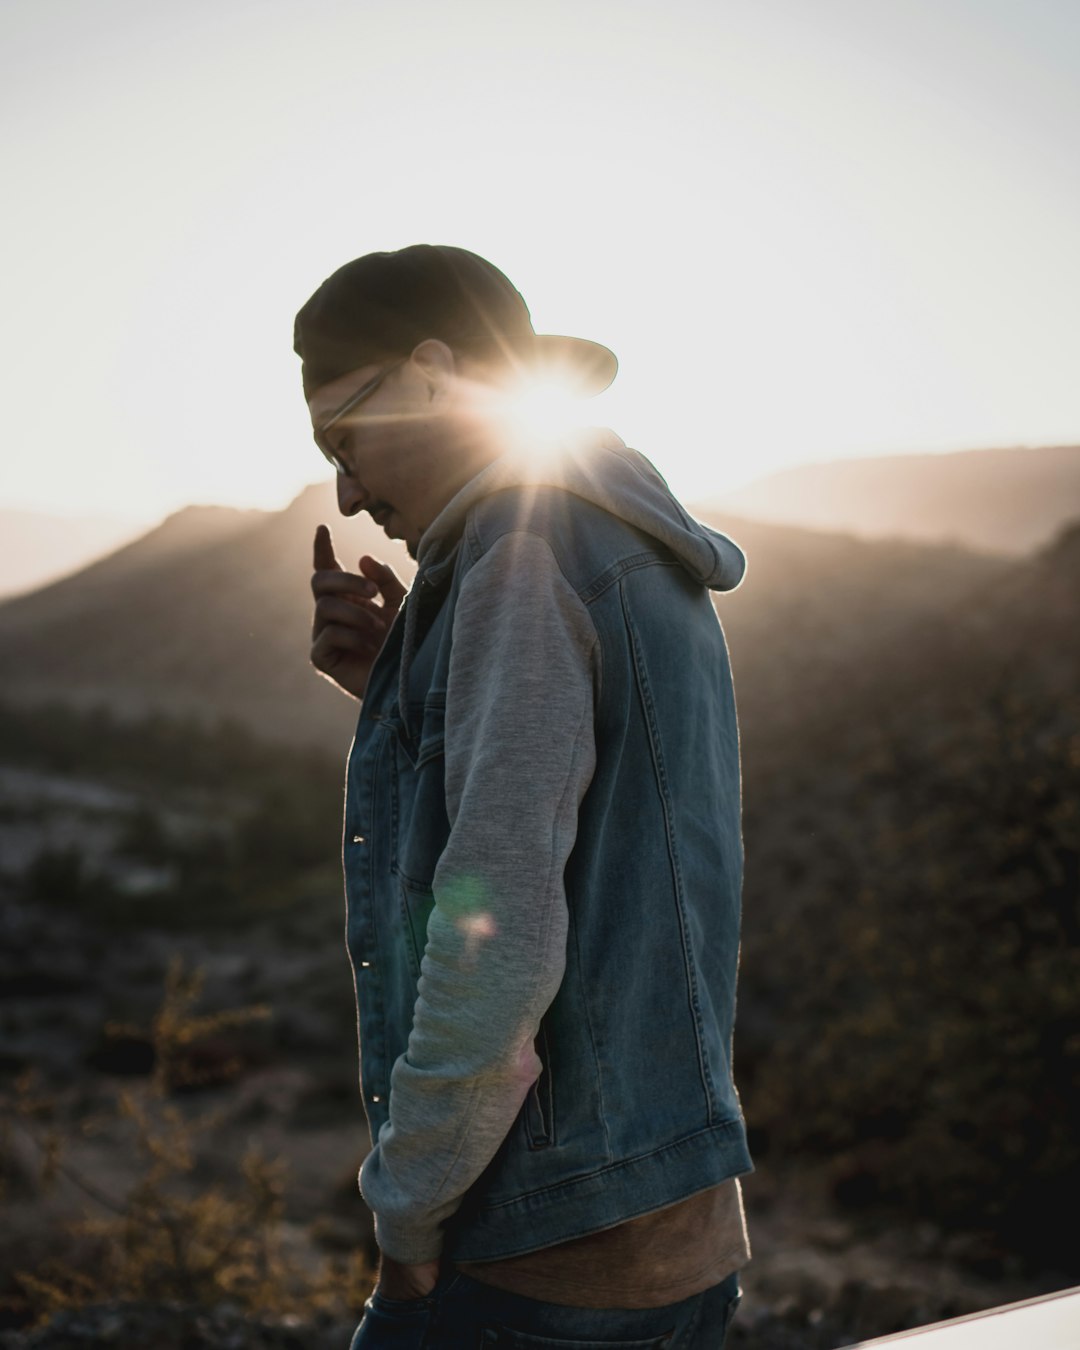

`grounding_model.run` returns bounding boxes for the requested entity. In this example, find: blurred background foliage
[736,525,1080,1270]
